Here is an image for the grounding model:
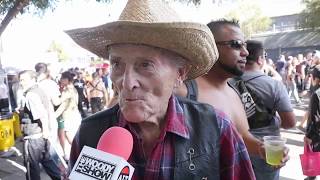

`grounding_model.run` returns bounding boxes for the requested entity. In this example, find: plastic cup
[263,136,286,166]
